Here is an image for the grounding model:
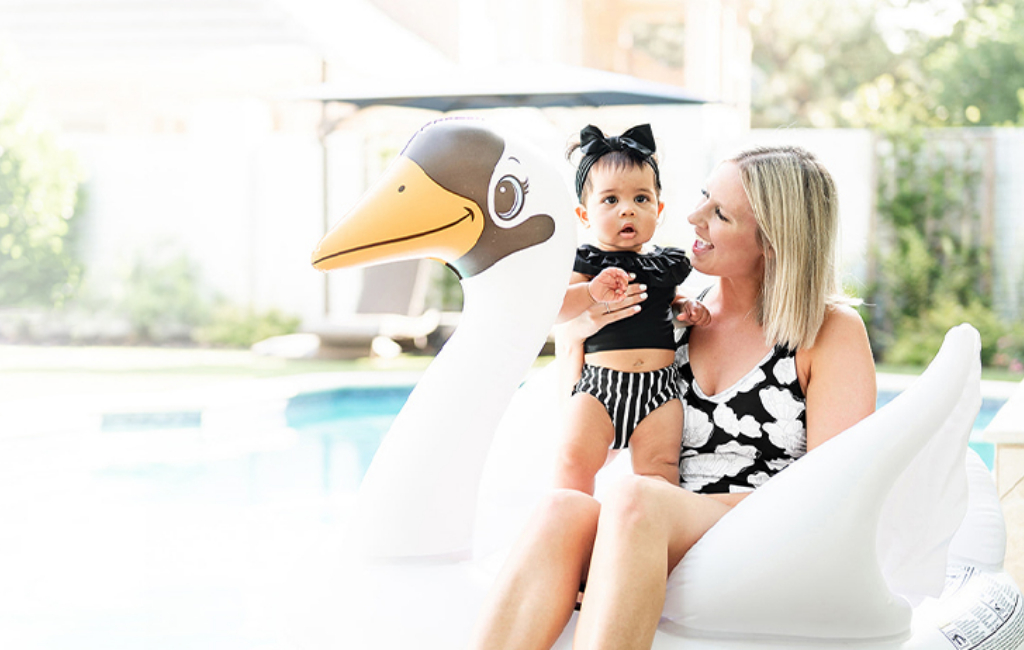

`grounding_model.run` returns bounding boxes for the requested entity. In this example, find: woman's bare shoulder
[814,304,869,351]
[799,305,876,448]
[797,304,872,384]
[804,304,874,393]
